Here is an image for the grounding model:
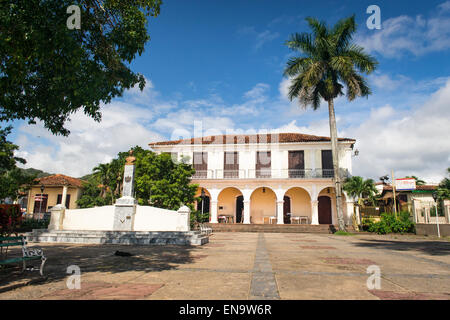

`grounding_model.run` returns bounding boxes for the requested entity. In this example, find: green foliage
[77,147,197,211]
[1,0,162,136]
[15,218,49,233]
[333,230,355,236]
[135,152,198,210]
[76,179,112,208]
[284,15,378,106]
[190,210,210,229]
[365,212,415,235]
[405,176,426,186]
[0,126,34,201]
[437,168,450,200]
[343,176,378,205]
[0,126,25,174]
